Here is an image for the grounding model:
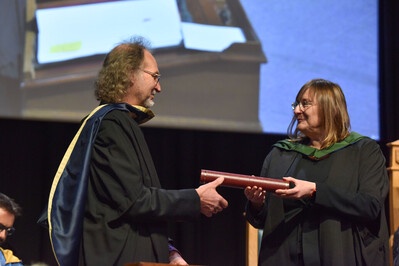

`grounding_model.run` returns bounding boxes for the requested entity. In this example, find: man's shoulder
[103,108,130,119]
[0,247,23,265]
[85,103,130,121]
